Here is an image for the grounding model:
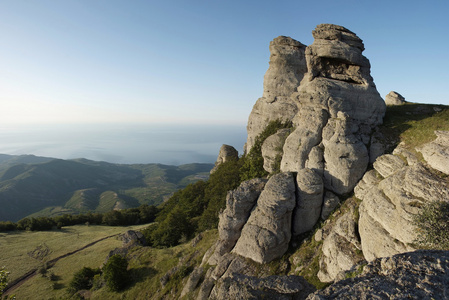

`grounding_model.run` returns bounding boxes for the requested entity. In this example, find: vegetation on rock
[413,200,449,250]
